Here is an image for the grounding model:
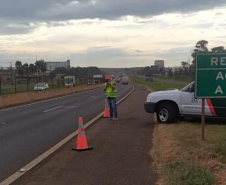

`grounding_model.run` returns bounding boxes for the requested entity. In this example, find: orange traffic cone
[102,99,110,118]
[72,117,93,151]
